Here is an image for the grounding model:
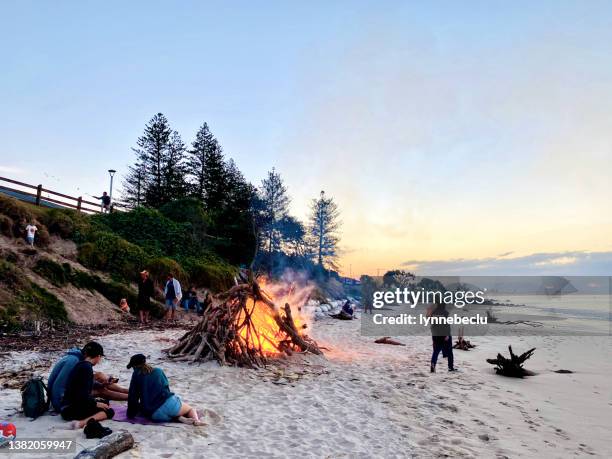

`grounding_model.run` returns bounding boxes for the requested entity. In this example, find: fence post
[35,185,42,206]
[77,196,82,211]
